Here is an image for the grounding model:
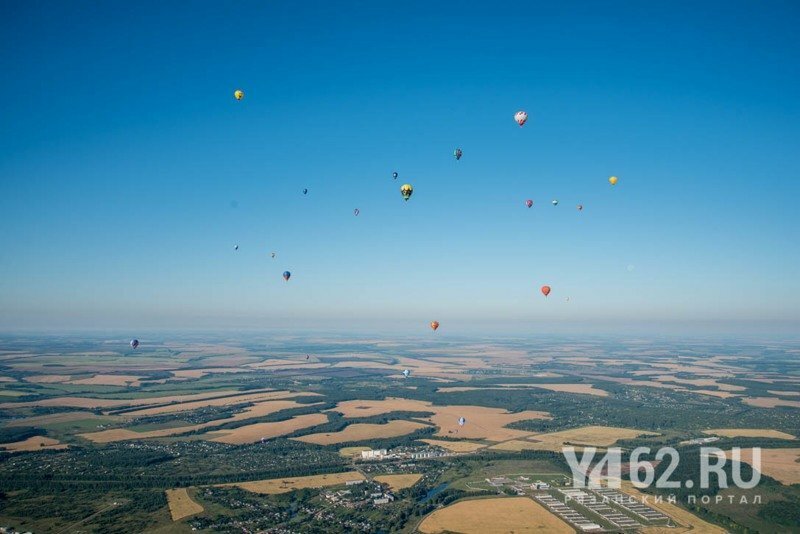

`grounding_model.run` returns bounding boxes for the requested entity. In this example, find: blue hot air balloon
[283,271,291,281]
